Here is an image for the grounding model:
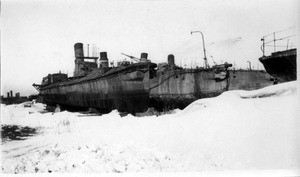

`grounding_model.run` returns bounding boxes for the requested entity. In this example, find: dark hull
[259,49,296,82]
[40,63,154,113]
